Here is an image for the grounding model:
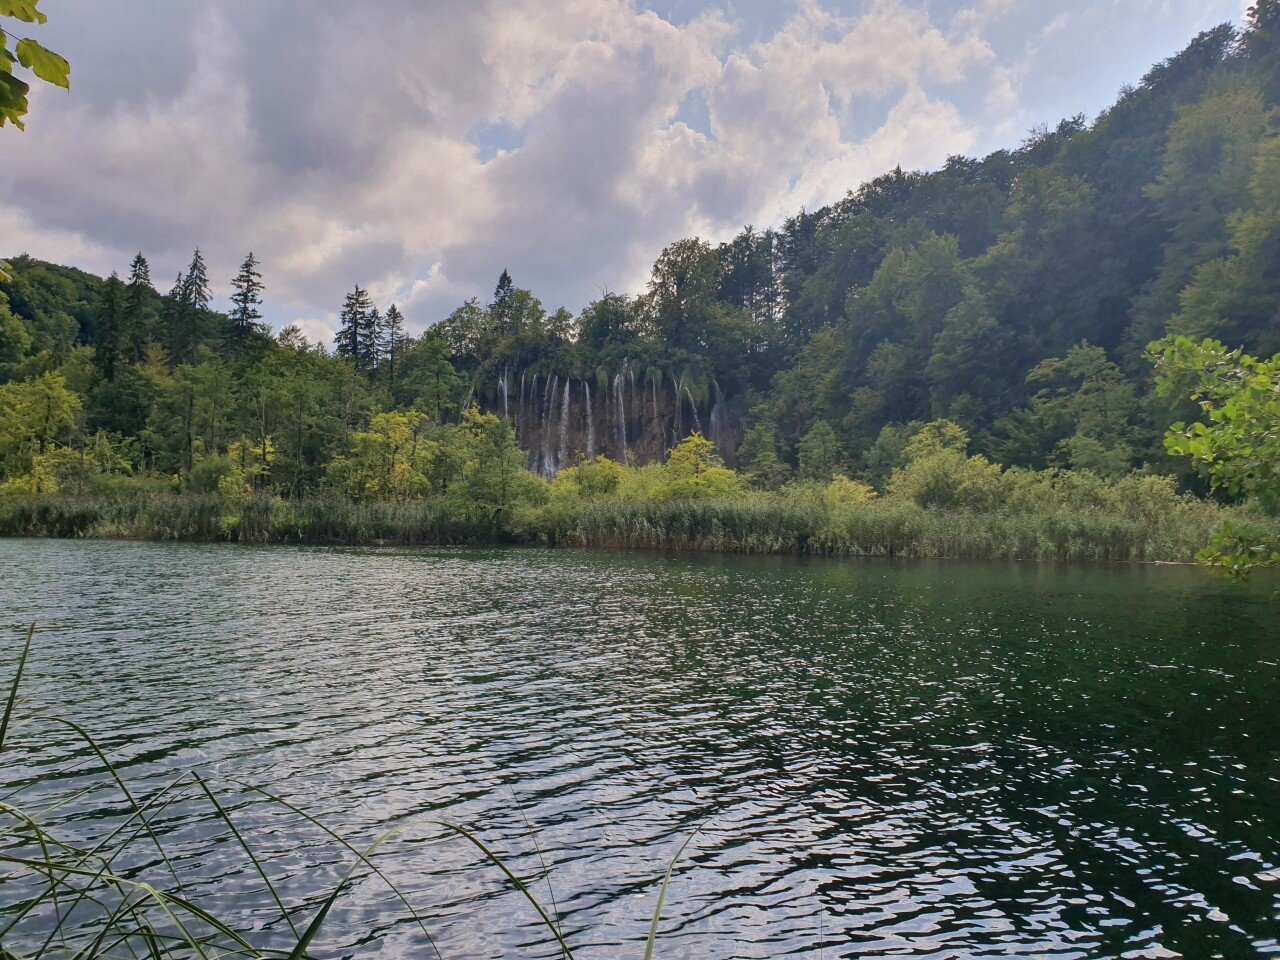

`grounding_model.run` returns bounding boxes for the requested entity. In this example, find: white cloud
[0,0,1243,340]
